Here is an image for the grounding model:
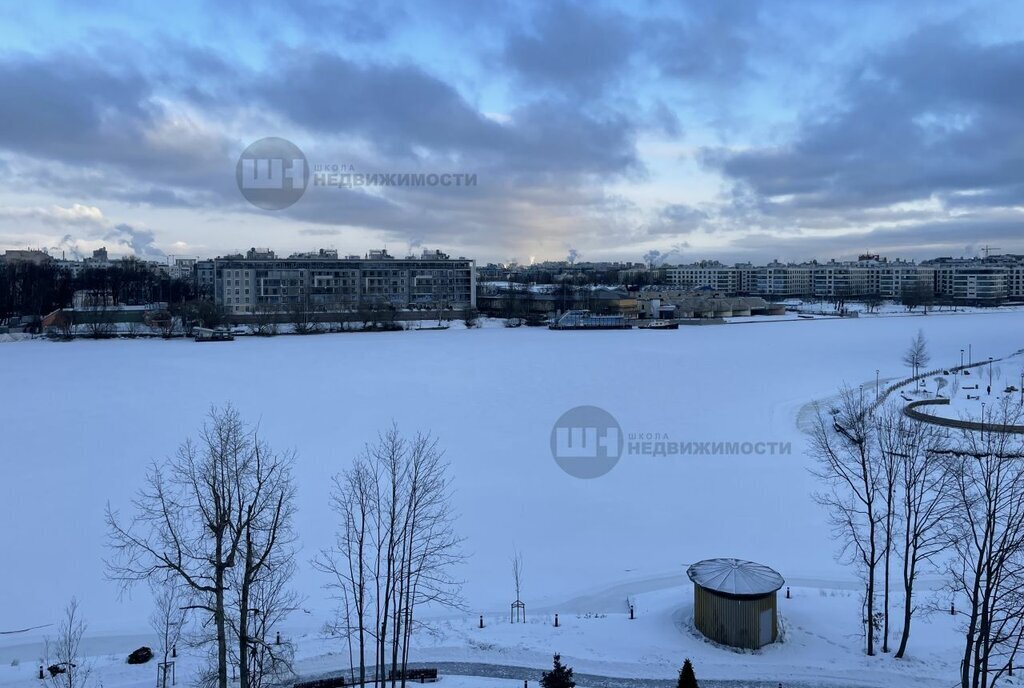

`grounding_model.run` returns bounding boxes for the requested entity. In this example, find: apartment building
[666,261,740,293]
[755,262,814,298]
[668,257,941,300]
[196,248,476,314]
[924,257,1018,304]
